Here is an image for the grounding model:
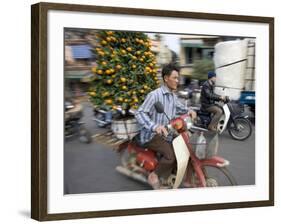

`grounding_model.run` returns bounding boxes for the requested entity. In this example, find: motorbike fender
[217,104,230,134]
[231,114,249,120]
[172,135,190,188]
